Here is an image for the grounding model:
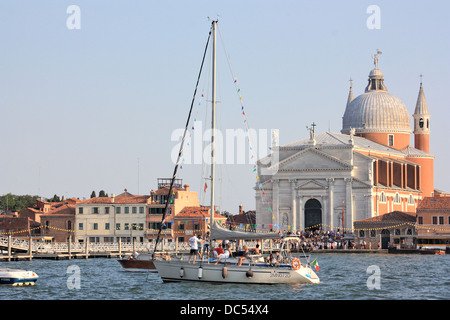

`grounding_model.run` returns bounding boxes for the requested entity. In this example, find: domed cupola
[341,52,411,150]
